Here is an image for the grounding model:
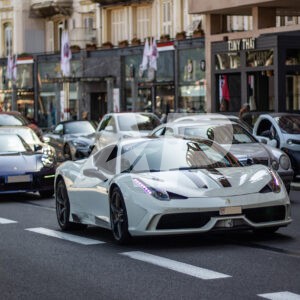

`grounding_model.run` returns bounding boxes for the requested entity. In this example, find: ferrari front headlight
[260,170,281,193]
[133,178,169,201]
